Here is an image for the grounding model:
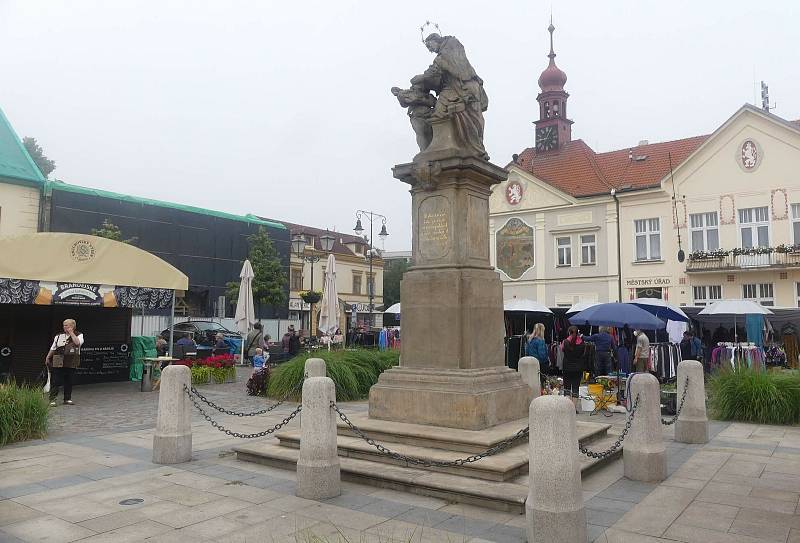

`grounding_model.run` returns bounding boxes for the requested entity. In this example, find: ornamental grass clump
[708,368,800,425]
[267,349,399,401]
[0,381,49,446]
